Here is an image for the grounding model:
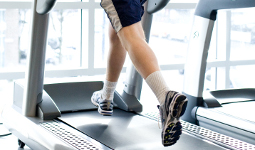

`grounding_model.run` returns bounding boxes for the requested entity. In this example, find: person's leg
[117,22,159,79]
[117,22,169,104]
[117,21,188,146]
[94,0,187,146]
[106,23,127,82]
[102,23,127,103]
[91,23,126,116]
